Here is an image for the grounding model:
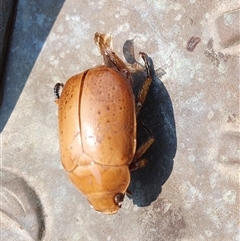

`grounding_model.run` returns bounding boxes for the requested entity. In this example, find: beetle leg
[126,189,132,196]
[129,158,148,171]
[136,52,152,115]
[130,117,154,171]
[136,77,152,115]
[94,32,133,86]
[54,83,64,104]
[129,137,154,171]
[135,137,154,160]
